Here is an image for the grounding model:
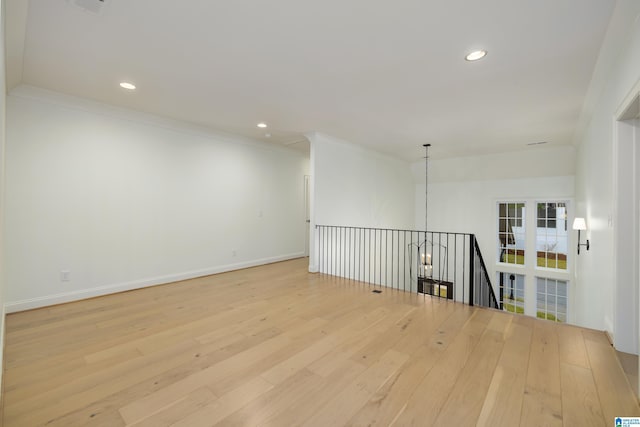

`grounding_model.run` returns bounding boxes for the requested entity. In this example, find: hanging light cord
[423,144,430,232]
